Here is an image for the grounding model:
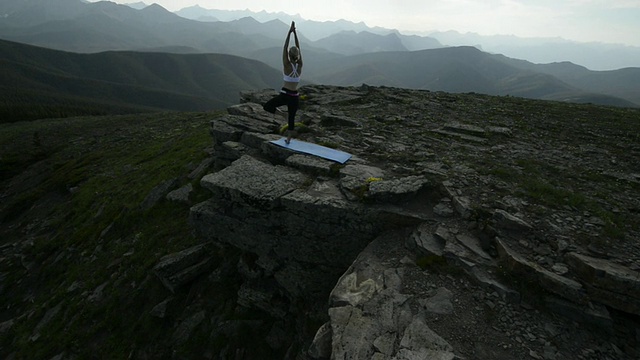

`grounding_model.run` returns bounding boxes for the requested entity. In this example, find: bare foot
[286,130,293,144]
